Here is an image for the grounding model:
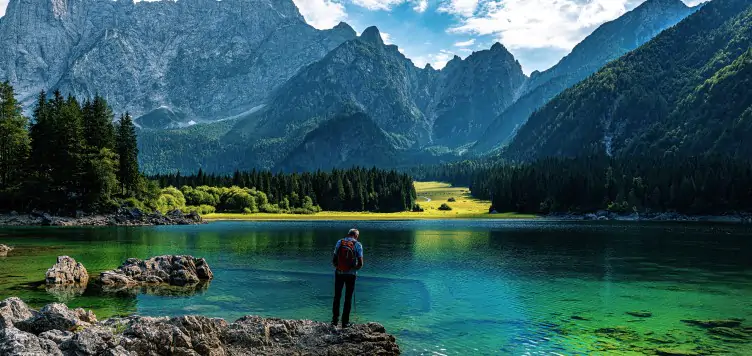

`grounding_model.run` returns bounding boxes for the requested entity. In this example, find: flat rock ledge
[0,244,12,256]
[99,255,214,288]
[0,298,400,356]
[0,209,203,227]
